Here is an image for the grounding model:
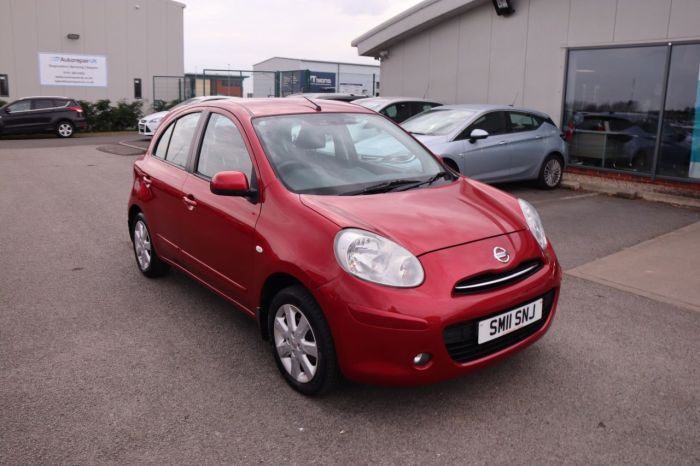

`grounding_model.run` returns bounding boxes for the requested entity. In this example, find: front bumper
[138,120,158,136]
[315,230,562,386]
